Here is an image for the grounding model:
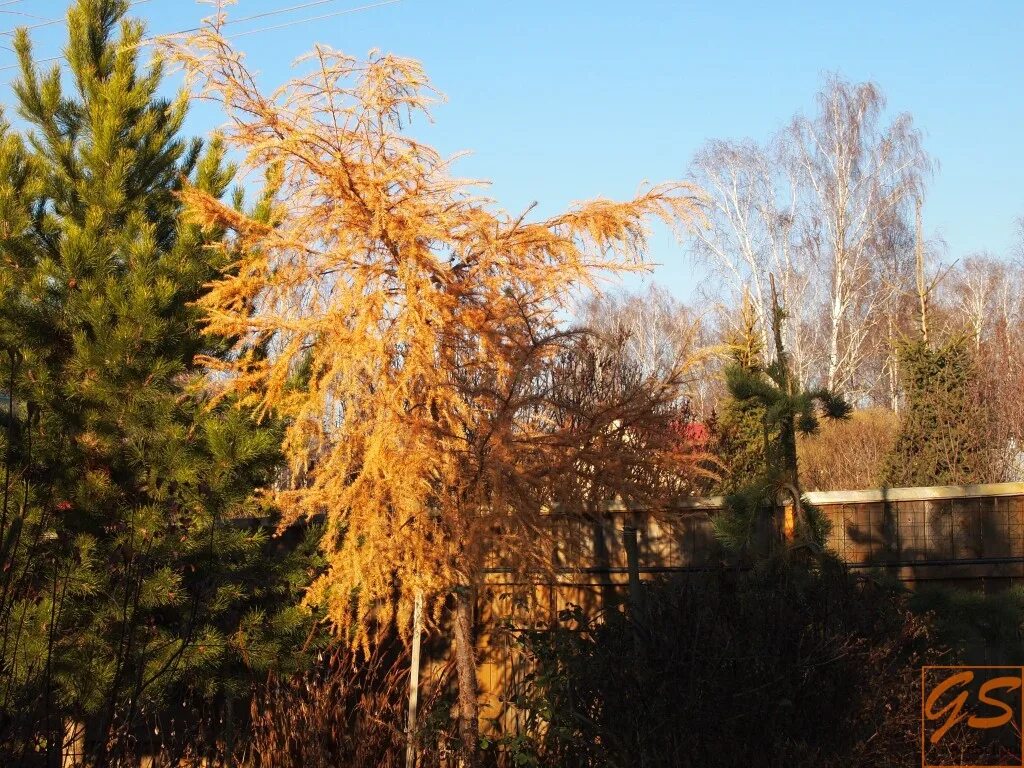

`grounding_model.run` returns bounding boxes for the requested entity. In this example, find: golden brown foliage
[165,13,704,653]
[797,408,899,491]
